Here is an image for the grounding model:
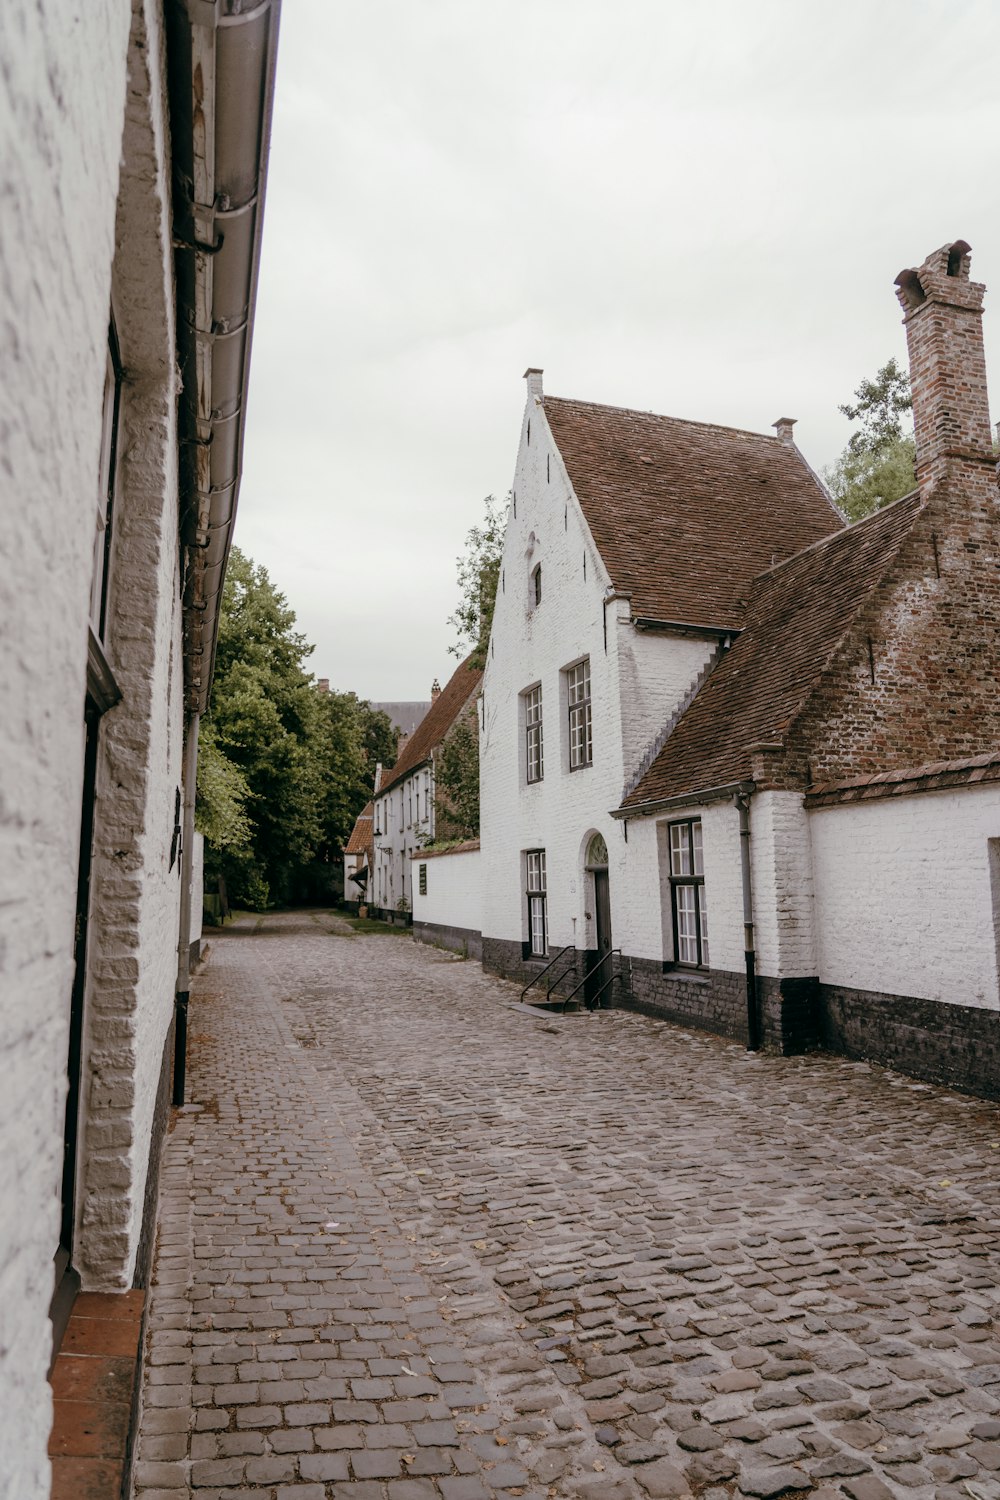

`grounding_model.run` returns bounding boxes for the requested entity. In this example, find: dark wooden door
[587,869,613,1008]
